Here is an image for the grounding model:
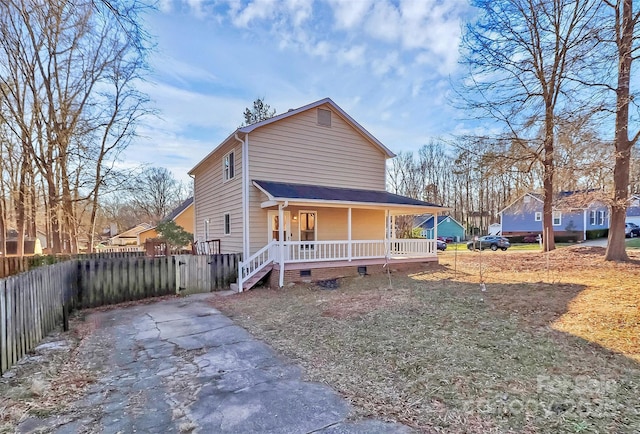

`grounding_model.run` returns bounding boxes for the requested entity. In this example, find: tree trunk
[542,105,556,252]
[605,0,634,261]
